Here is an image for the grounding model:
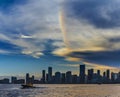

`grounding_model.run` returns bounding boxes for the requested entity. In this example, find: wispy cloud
[0,49,11,54]
[0,0,64,58]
